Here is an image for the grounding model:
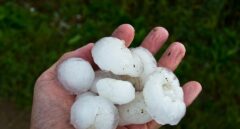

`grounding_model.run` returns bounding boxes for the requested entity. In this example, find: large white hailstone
[131,47,157,79]
[92,37,143,77]
[127,47,157,90]
[143,67,186,125]
[71,92,119,129]
[57,58,95,94]
[94,96,119,129]
[96,78,135,105]
[118,92,152,126]
[71,92,98,129]
[90,71,120,93]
